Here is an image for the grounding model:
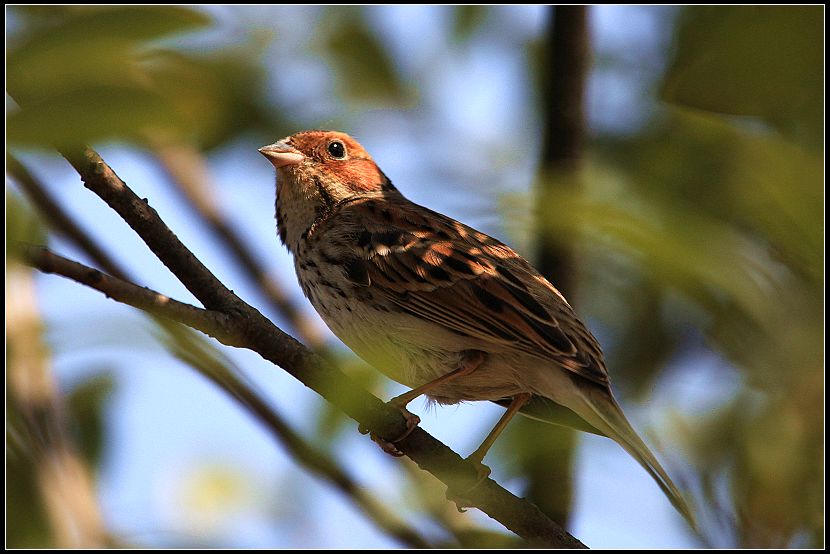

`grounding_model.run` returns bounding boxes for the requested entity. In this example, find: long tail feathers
[575,386,697,529]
